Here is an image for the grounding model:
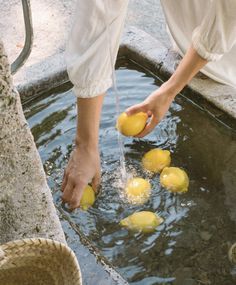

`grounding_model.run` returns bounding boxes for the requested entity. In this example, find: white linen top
[161,0,236,88]
[66,0,236,98]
